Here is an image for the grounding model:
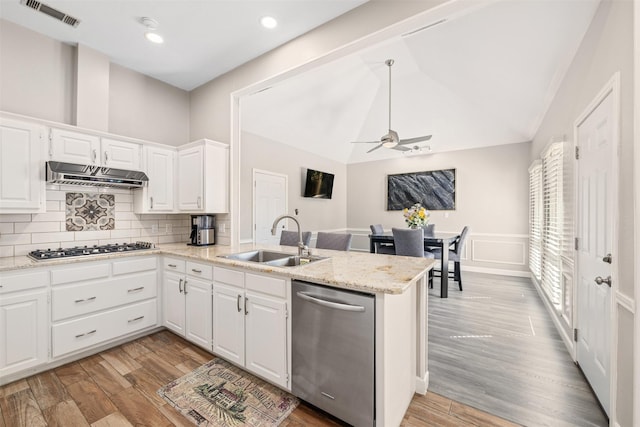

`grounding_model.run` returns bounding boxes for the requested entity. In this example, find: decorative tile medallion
[65,193,115,231]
